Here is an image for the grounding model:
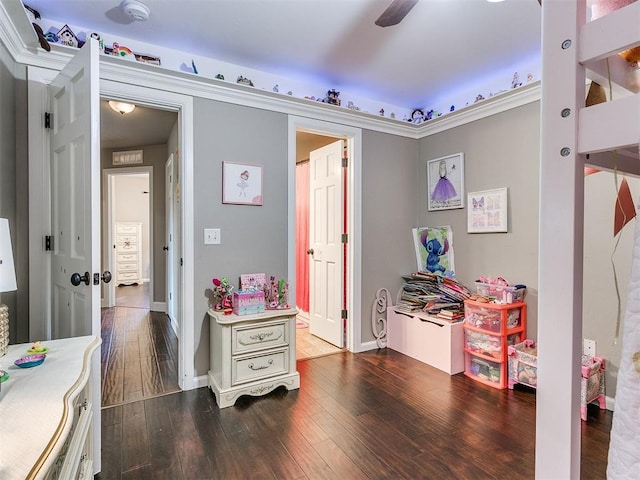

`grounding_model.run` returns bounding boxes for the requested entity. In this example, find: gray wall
[192,99,289,374]
[361,130,419,343]
[101,144,168,303]
[418,101,630,398]
[0,41,28,343]
[418,102,541,338]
